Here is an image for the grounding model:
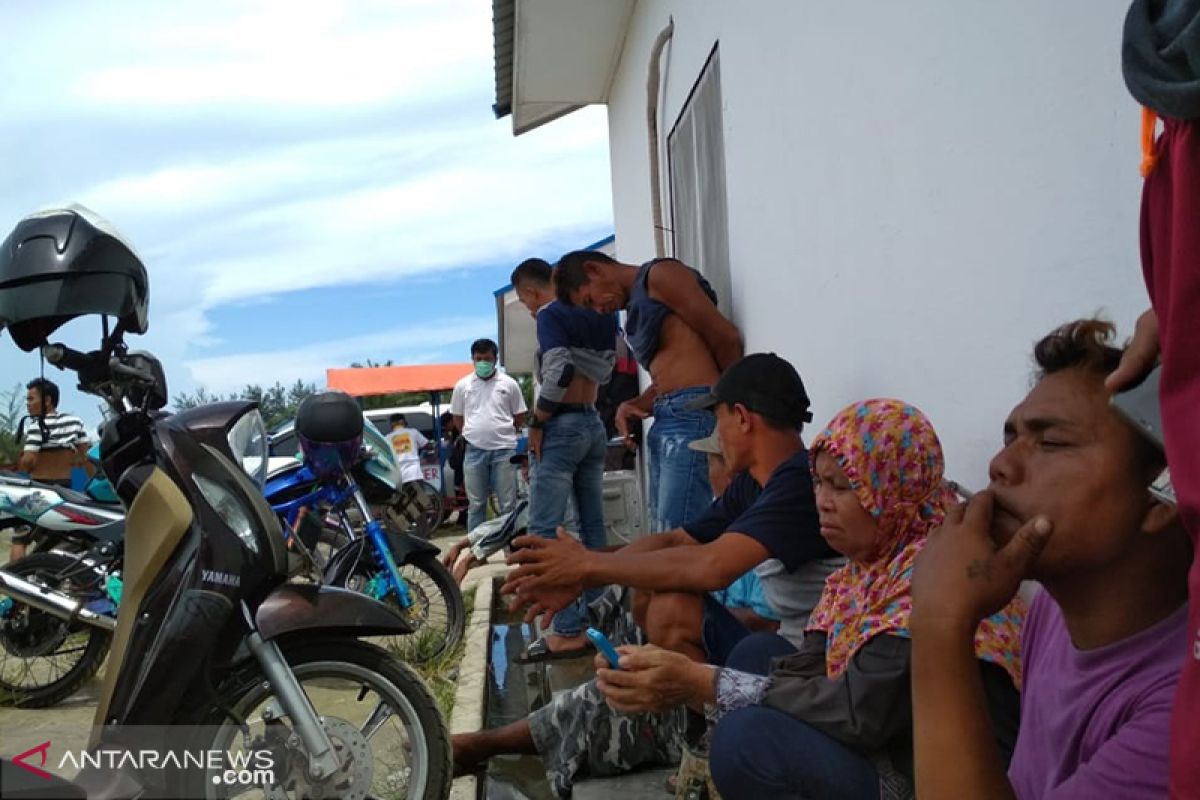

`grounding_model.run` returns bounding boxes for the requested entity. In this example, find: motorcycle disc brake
[282,717,372,800]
